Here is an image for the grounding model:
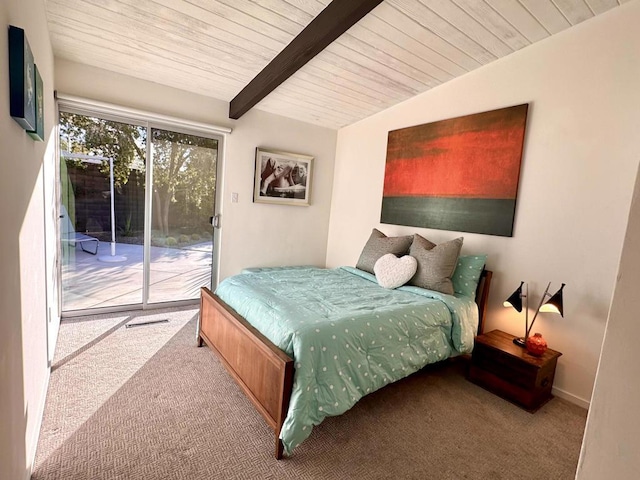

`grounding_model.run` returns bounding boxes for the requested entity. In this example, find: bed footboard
[198,287,294,459]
